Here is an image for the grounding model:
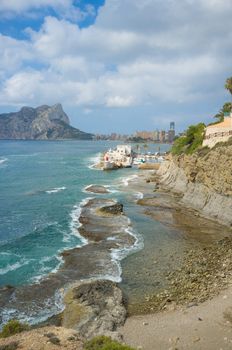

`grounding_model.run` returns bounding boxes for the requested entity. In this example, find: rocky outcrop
[85,185,110,194]
[157,145,232,226]
[0,104,93,140]
[62,280,127,340]
[99,203,124,215]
